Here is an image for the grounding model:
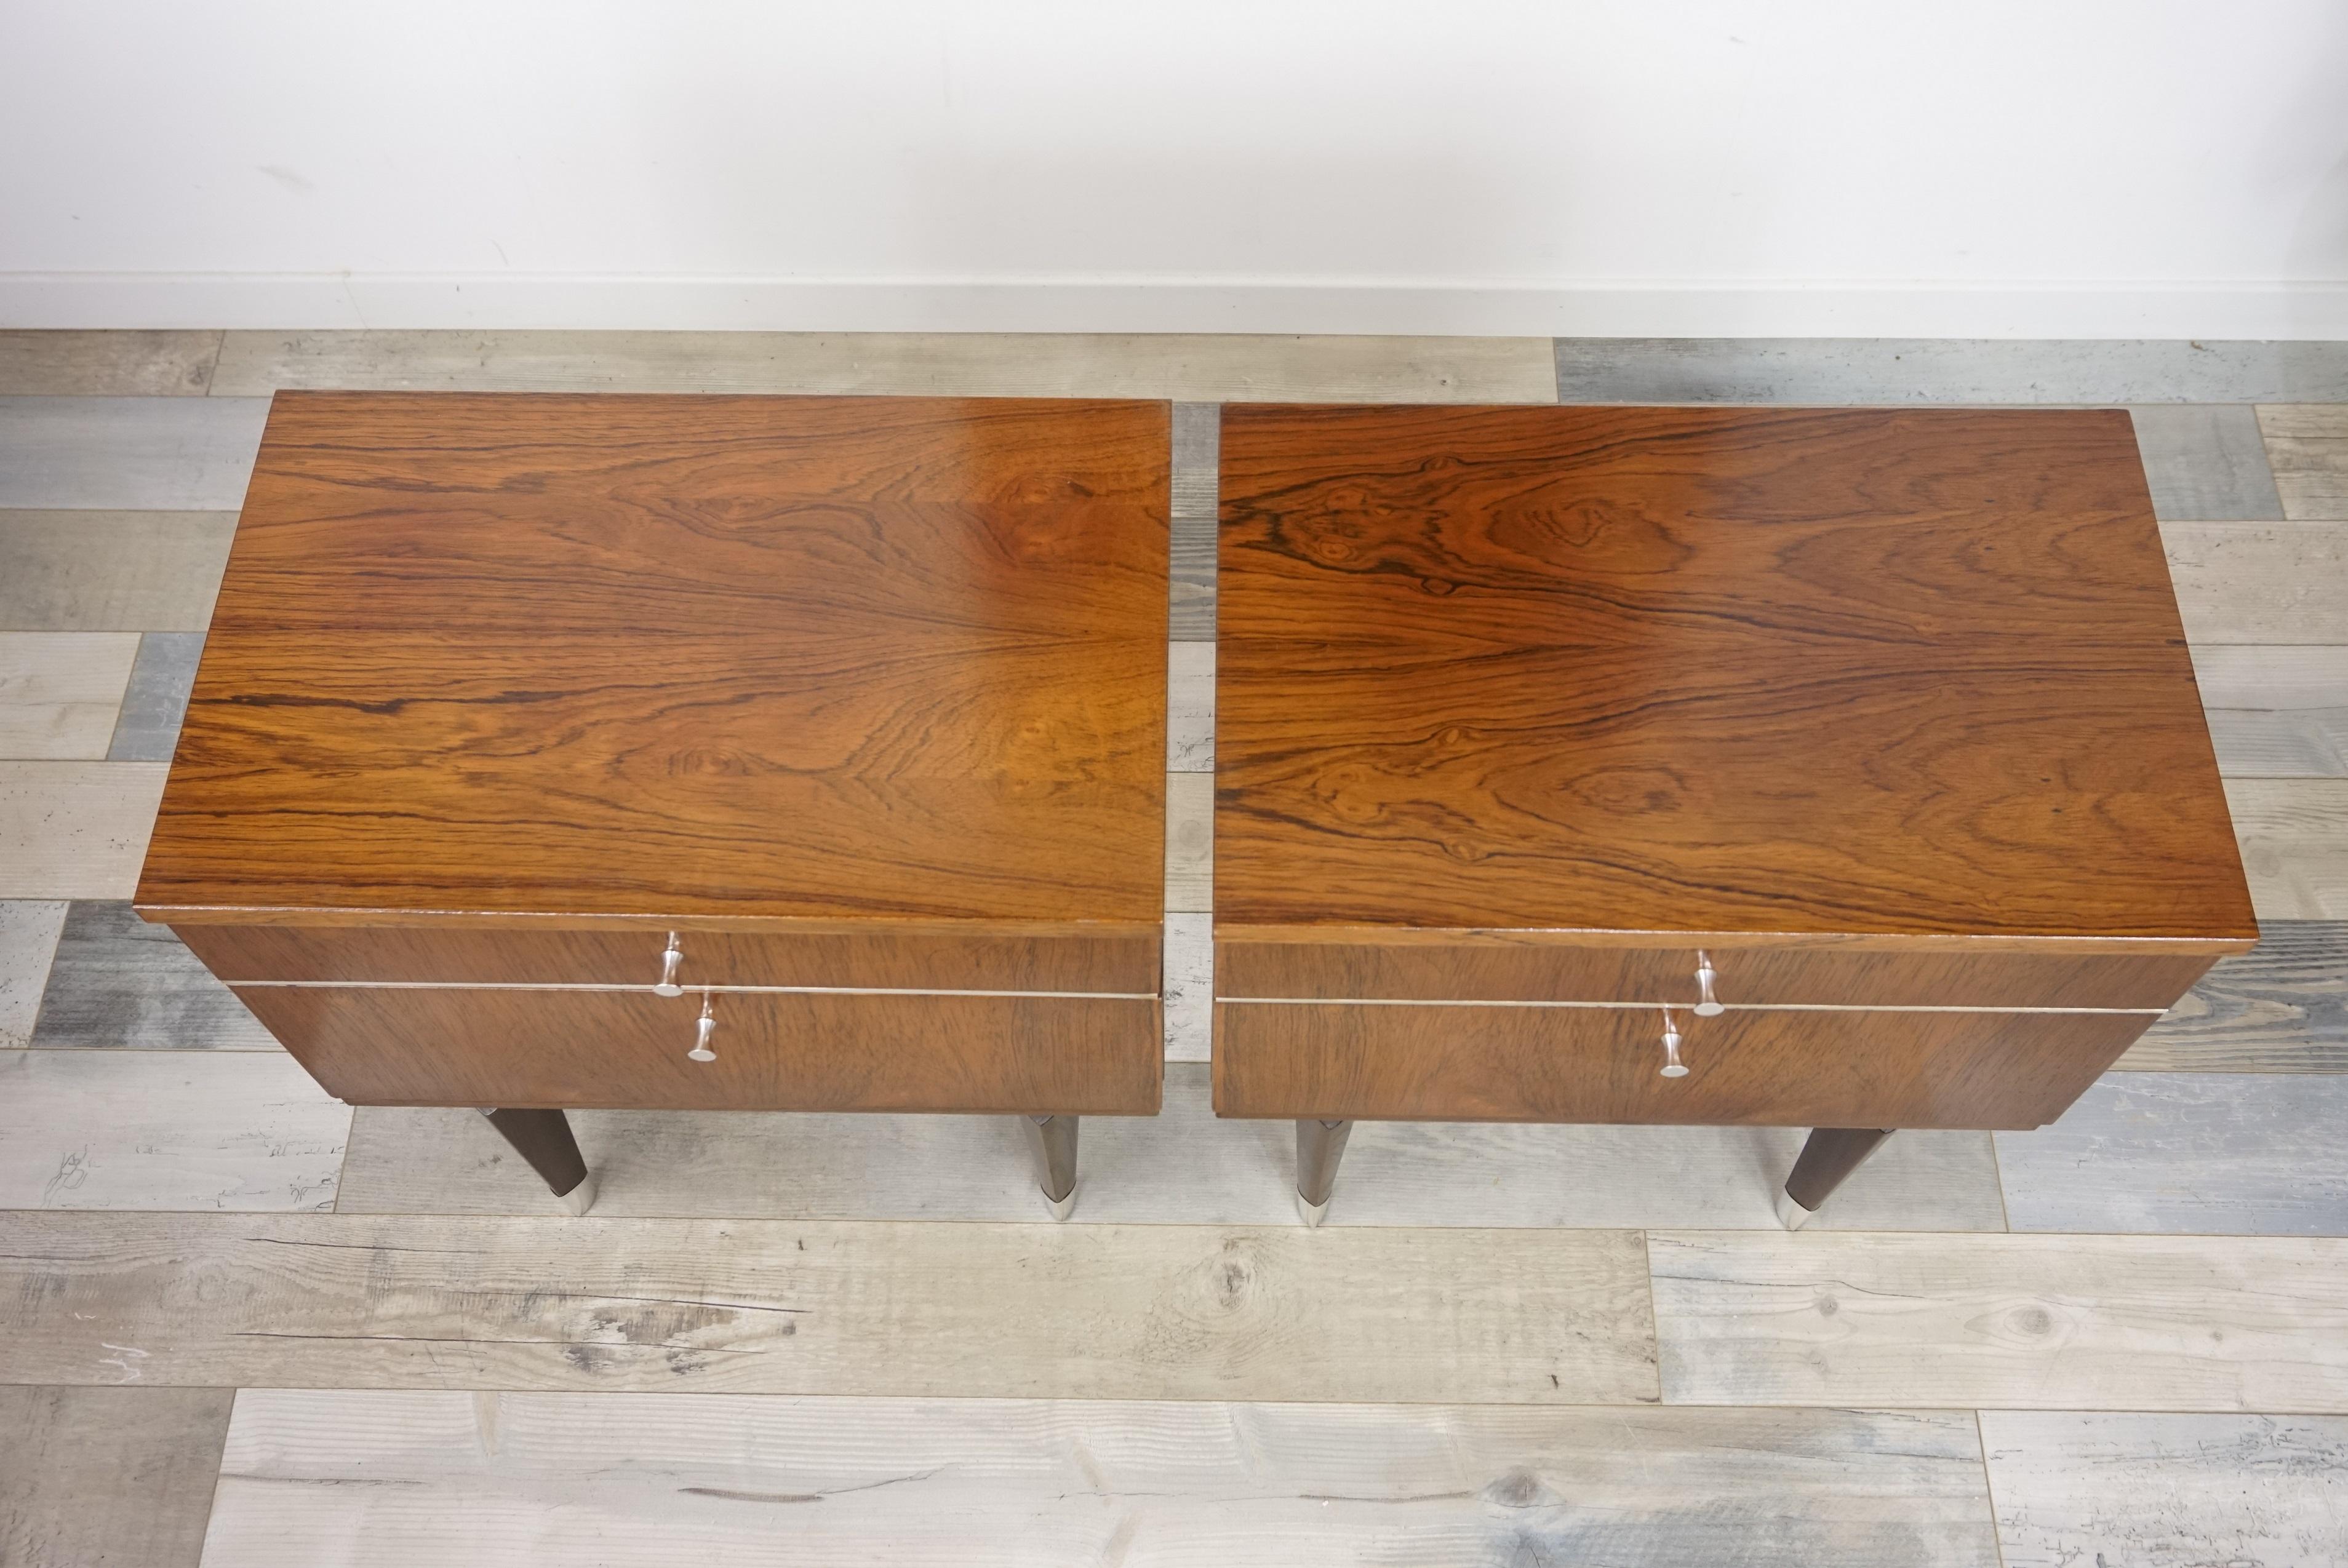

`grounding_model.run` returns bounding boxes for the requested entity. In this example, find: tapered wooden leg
[1022,1115,1079,1221]
[1295,1118,1354,1228]
[1776,1126,1894,1229]
[479,1107,596,1215]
